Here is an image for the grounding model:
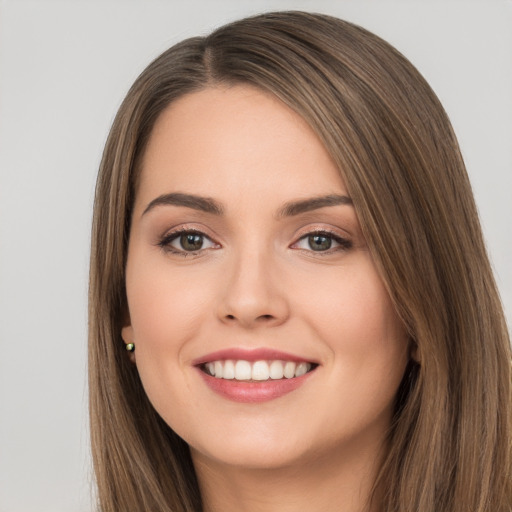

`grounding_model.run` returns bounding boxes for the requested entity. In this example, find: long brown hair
[89,11,511,511]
